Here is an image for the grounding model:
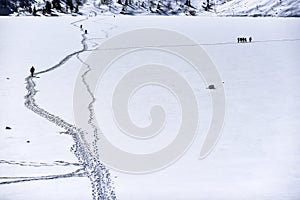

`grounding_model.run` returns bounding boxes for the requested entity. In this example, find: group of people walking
[237,37,252,43]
